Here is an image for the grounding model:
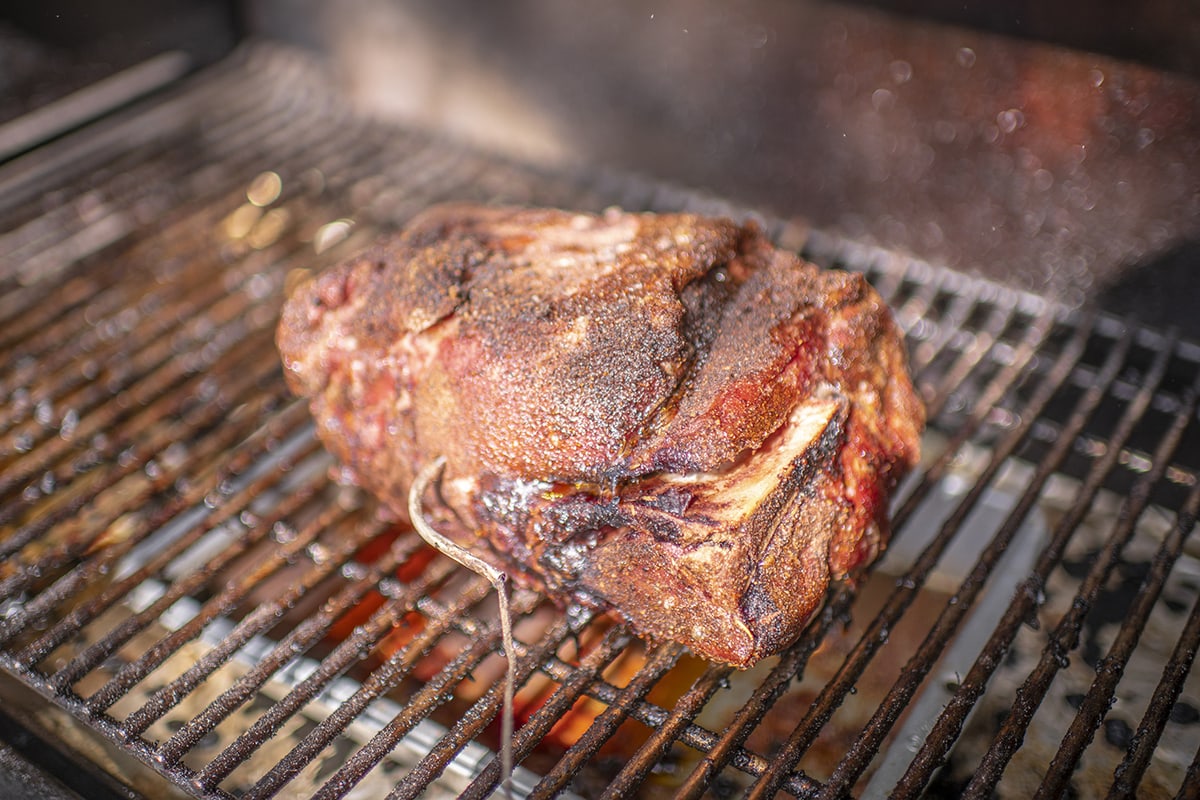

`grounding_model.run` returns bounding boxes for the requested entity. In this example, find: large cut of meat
[277,204,924,667]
